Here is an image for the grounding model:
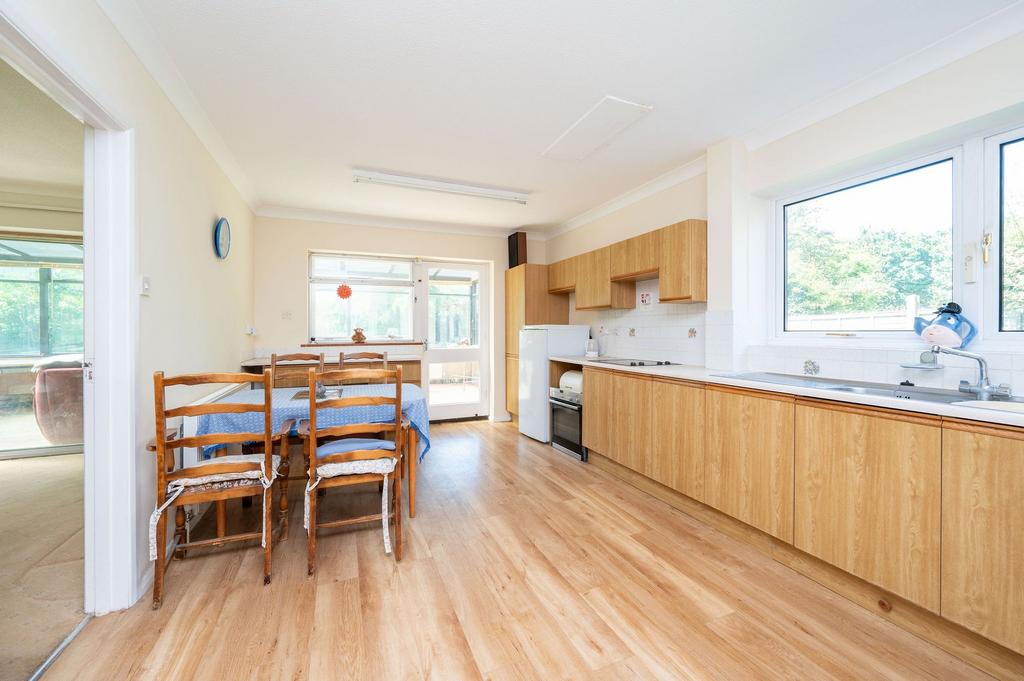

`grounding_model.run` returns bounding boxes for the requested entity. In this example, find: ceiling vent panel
[542,95,653,161]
